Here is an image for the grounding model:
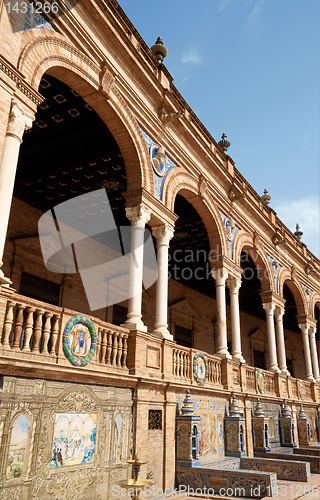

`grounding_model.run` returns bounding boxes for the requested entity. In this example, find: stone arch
[277,267,308,316]
[310,292,320,319]
[17,31,153,194]
[161,168,228,256]
[233,230,274,291]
